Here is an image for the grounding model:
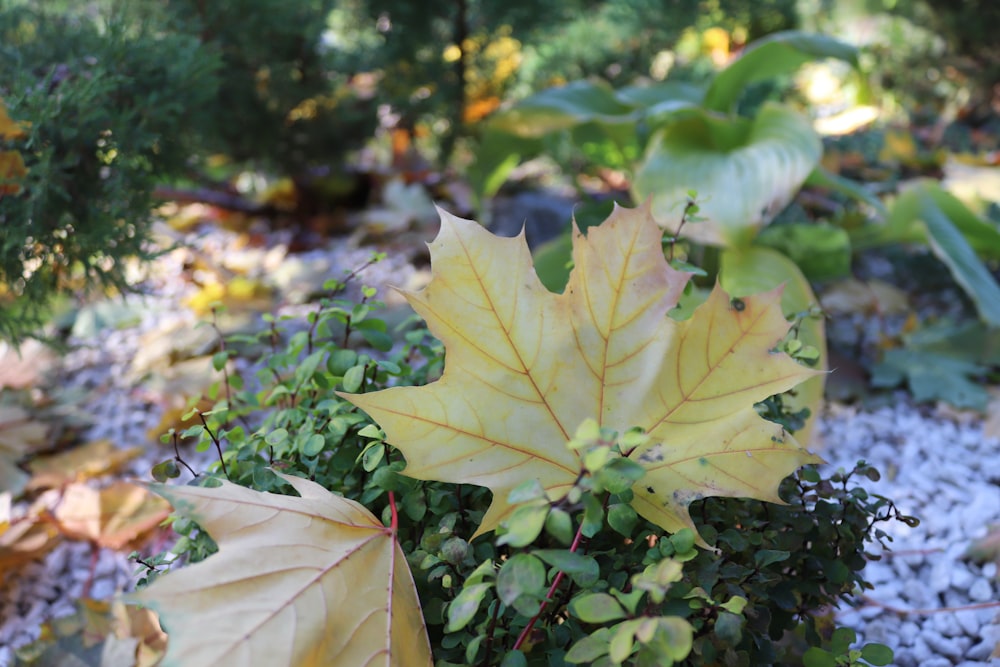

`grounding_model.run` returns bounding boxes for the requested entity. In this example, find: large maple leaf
[130,474,431,667]
[342,203,821,540]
